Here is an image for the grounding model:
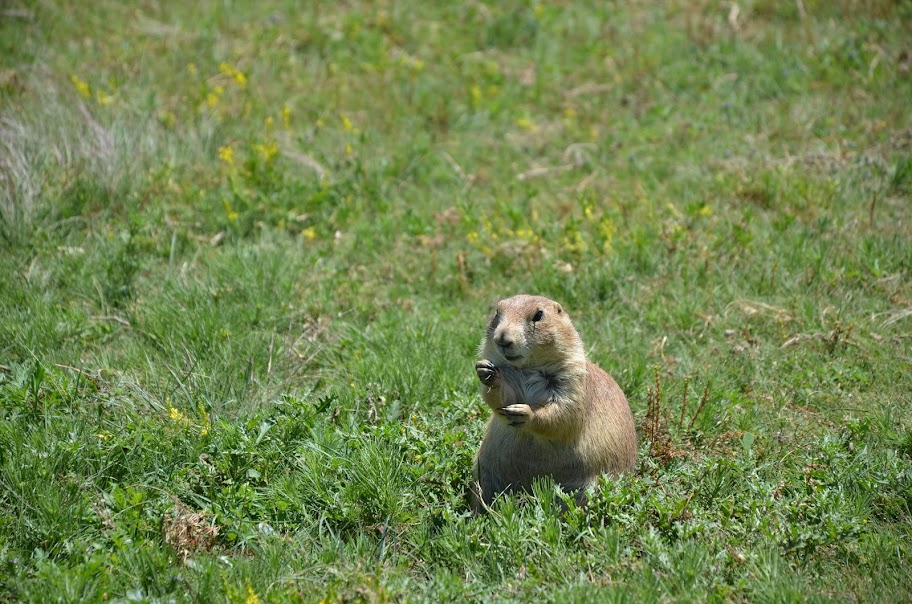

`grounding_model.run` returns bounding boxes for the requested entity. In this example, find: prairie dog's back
[582,361,637,472]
